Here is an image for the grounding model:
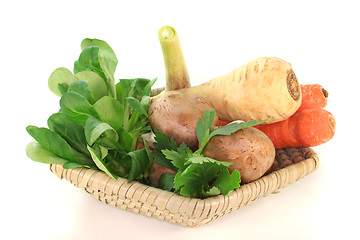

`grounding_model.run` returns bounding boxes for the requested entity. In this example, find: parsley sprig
[153,109,266,198]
